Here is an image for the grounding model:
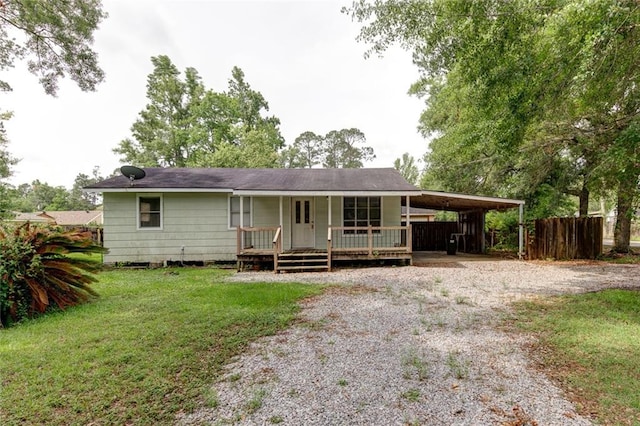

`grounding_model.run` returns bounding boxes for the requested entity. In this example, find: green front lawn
[513,289,640,425]
[0,267,322,425]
